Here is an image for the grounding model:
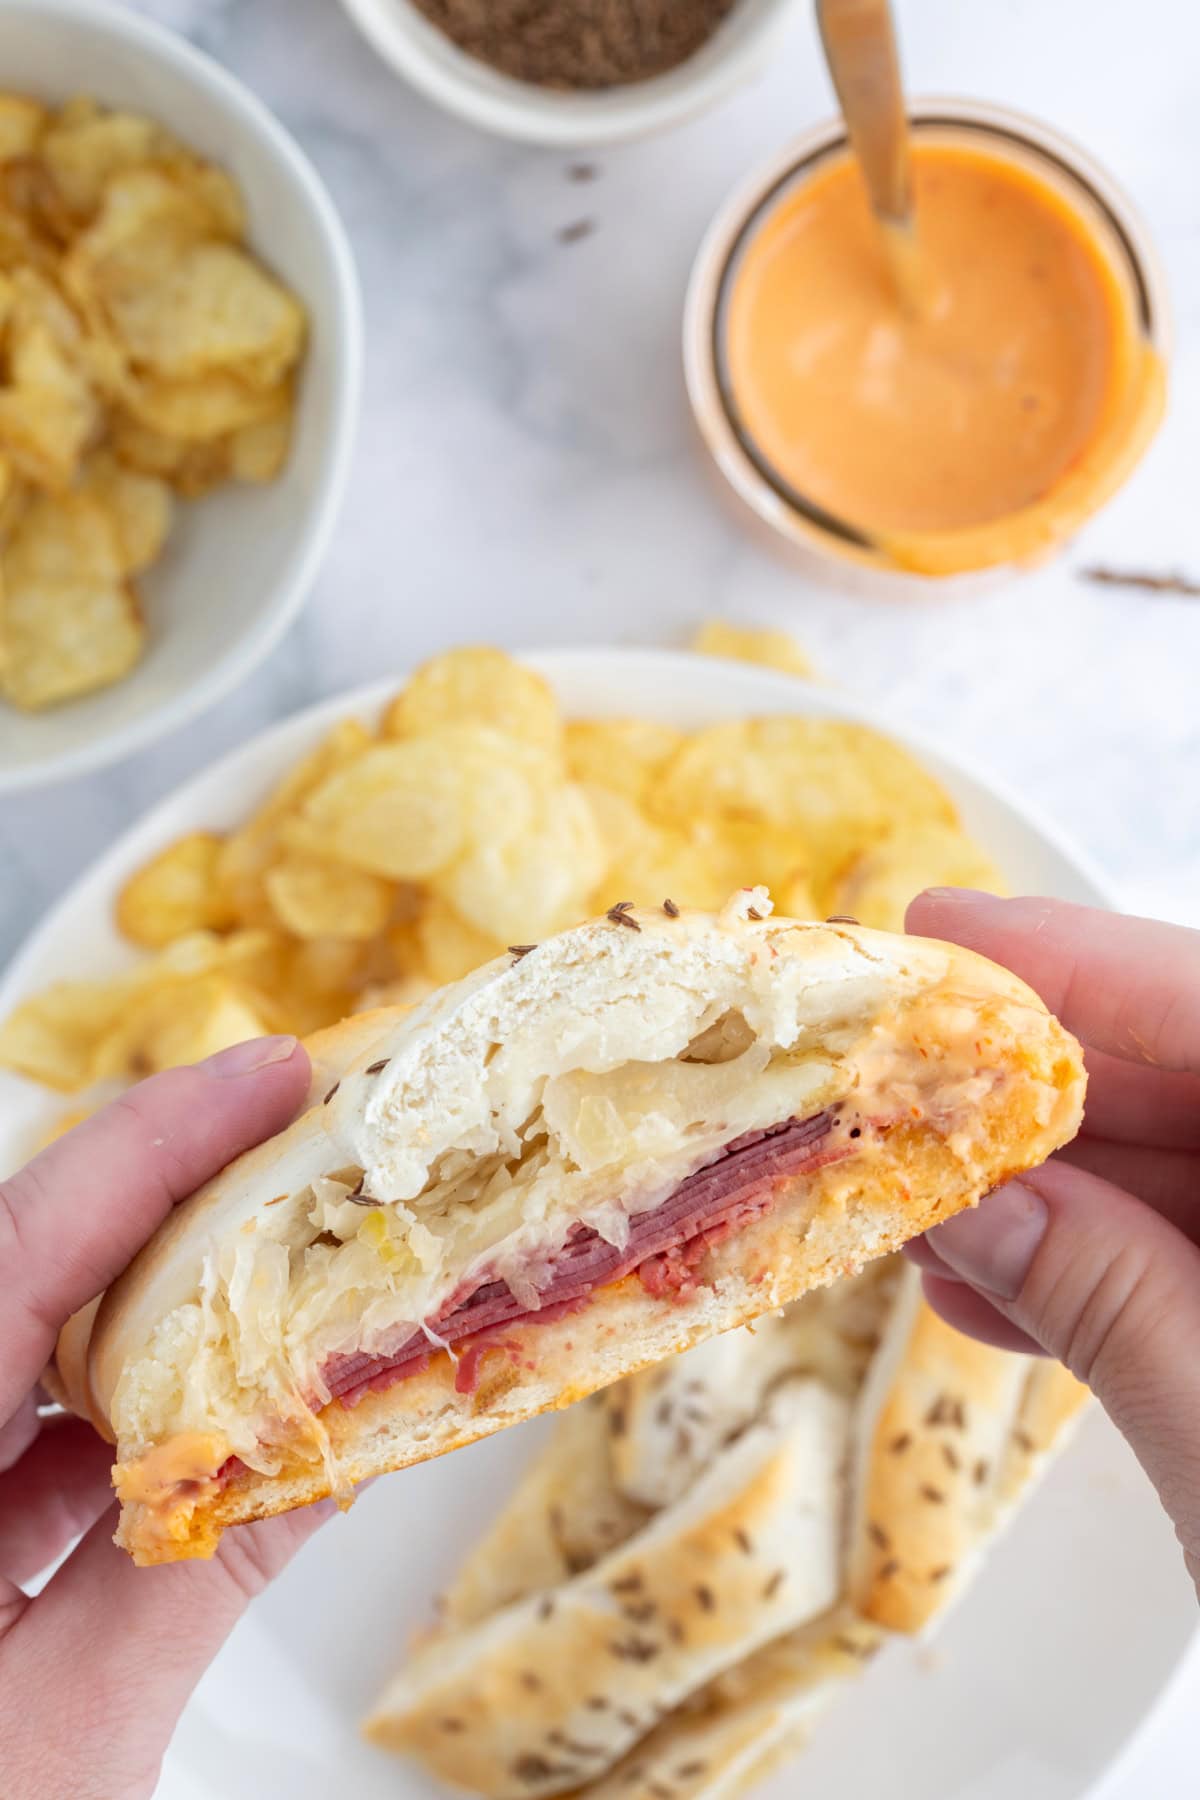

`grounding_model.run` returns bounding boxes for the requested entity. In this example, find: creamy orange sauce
[724,136,1164,572]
